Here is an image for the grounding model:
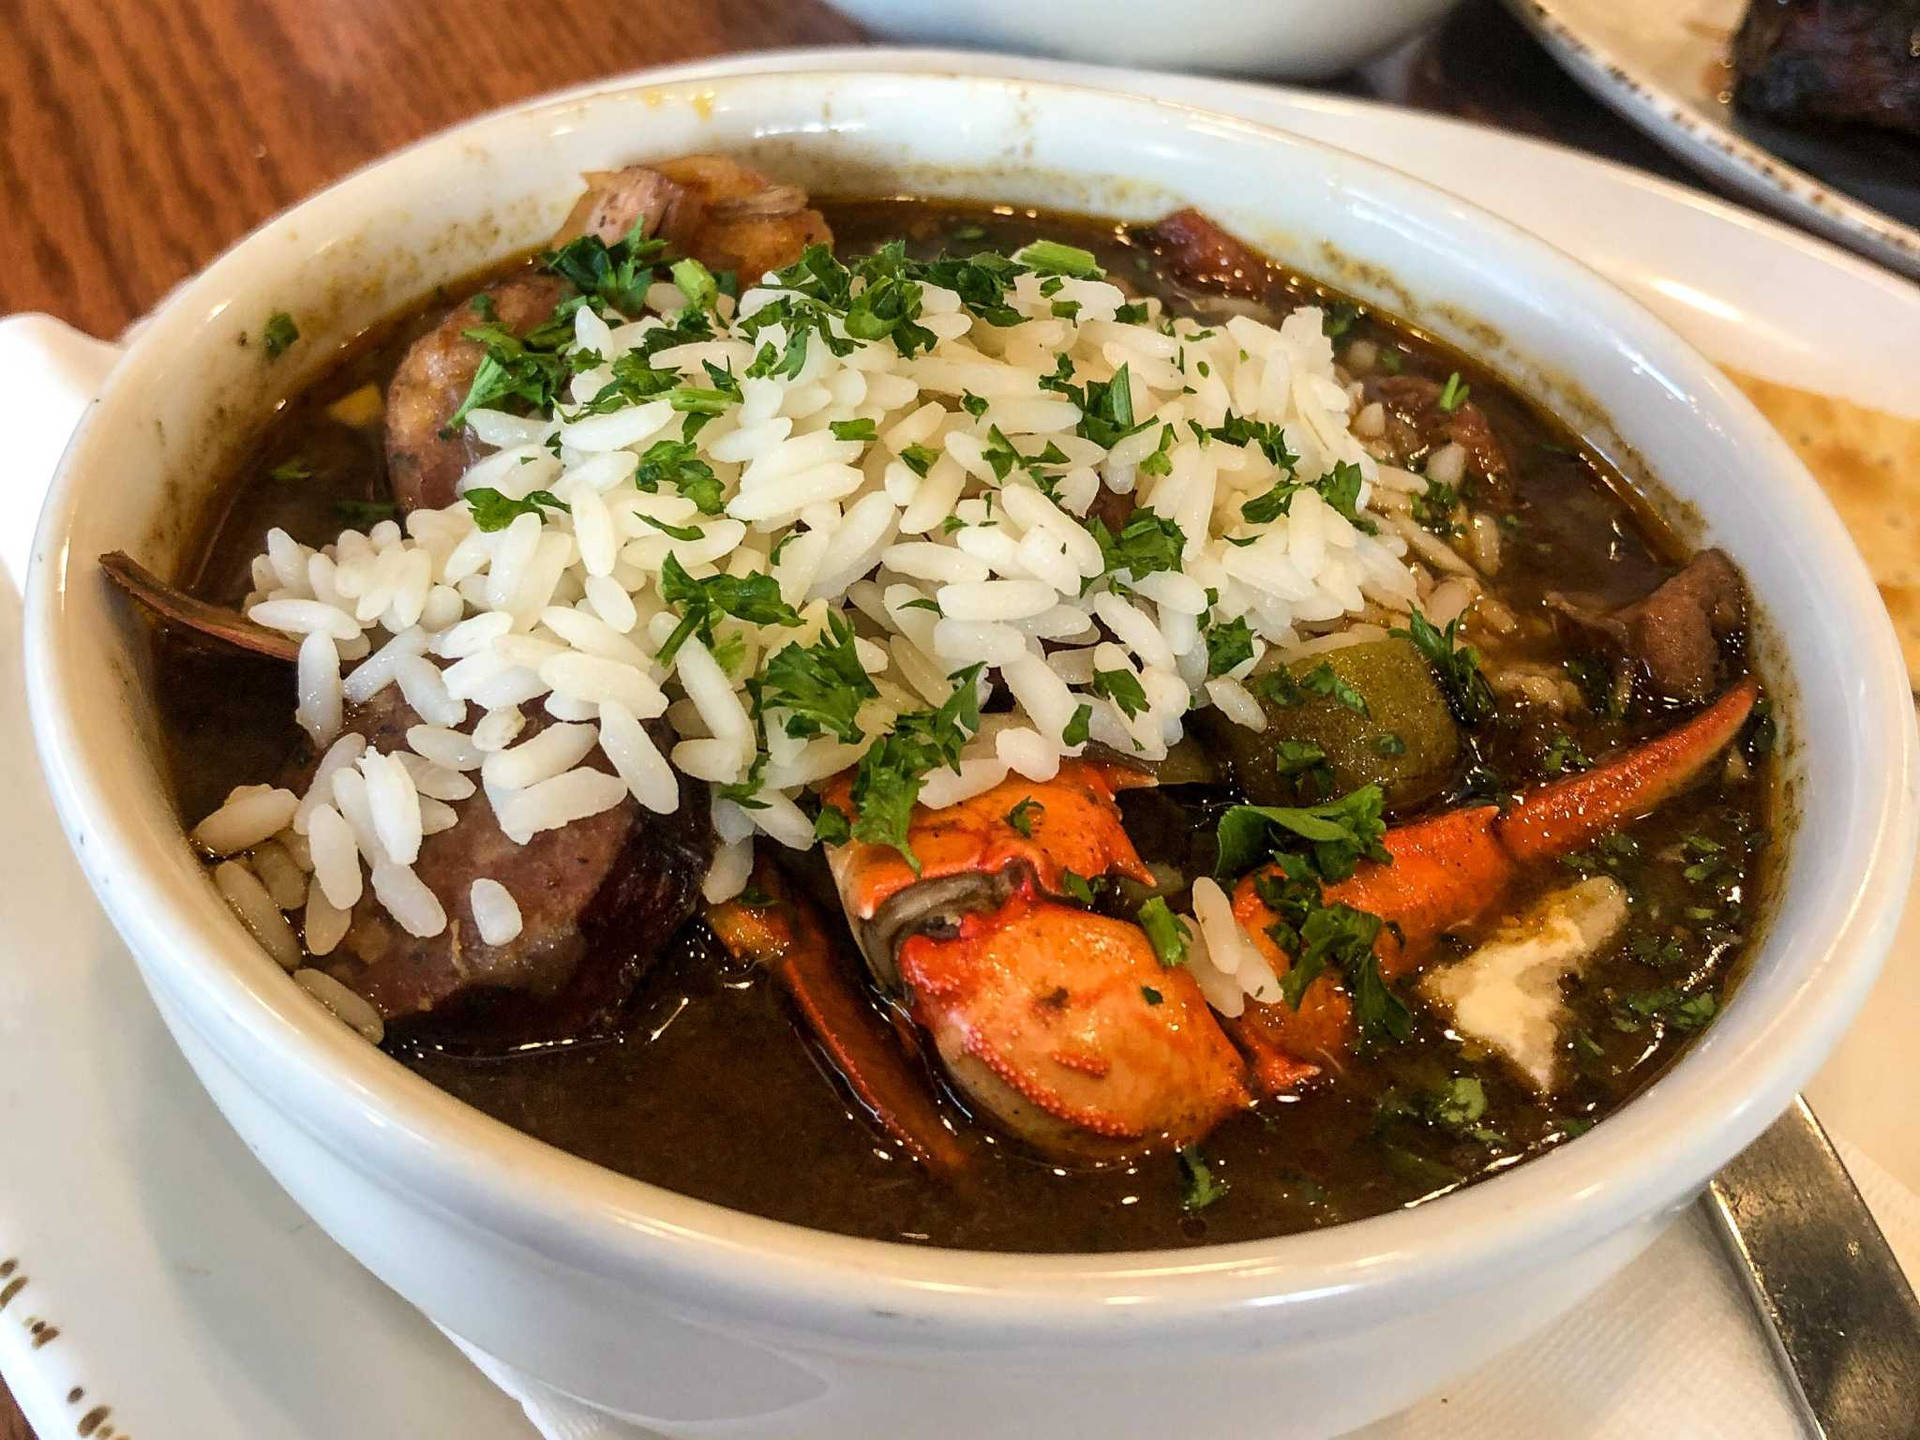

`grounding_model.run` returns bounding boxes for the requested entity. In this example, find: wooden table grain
[0,0,864,340]
[0,2,1822,1437]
